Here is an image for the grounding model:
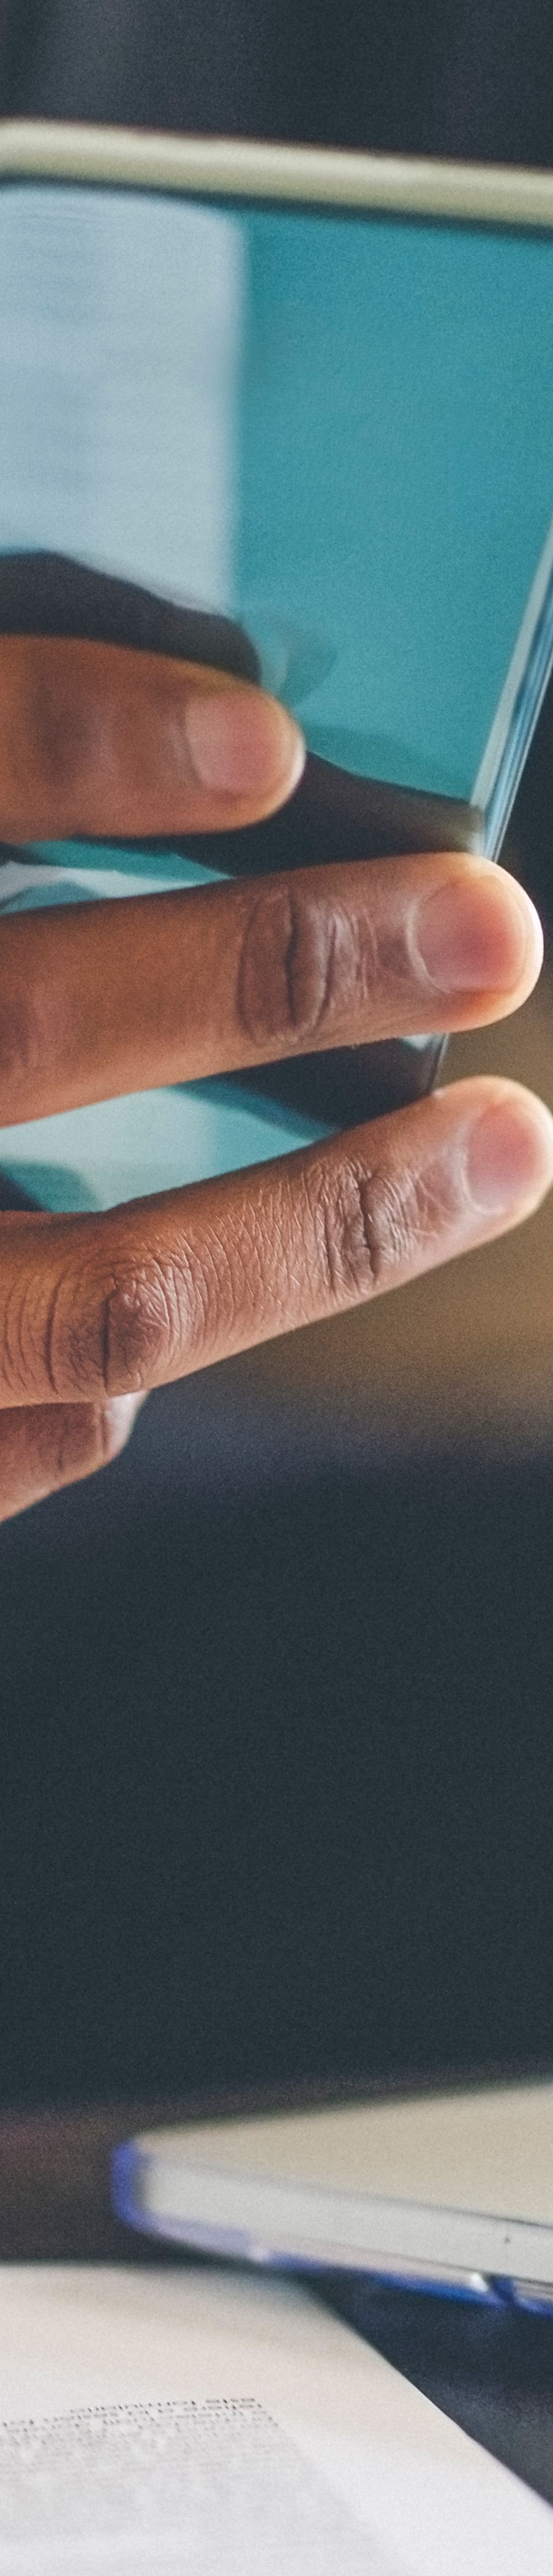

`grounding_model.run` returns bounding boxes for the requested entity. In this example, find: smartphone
[1,126,553,1212]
